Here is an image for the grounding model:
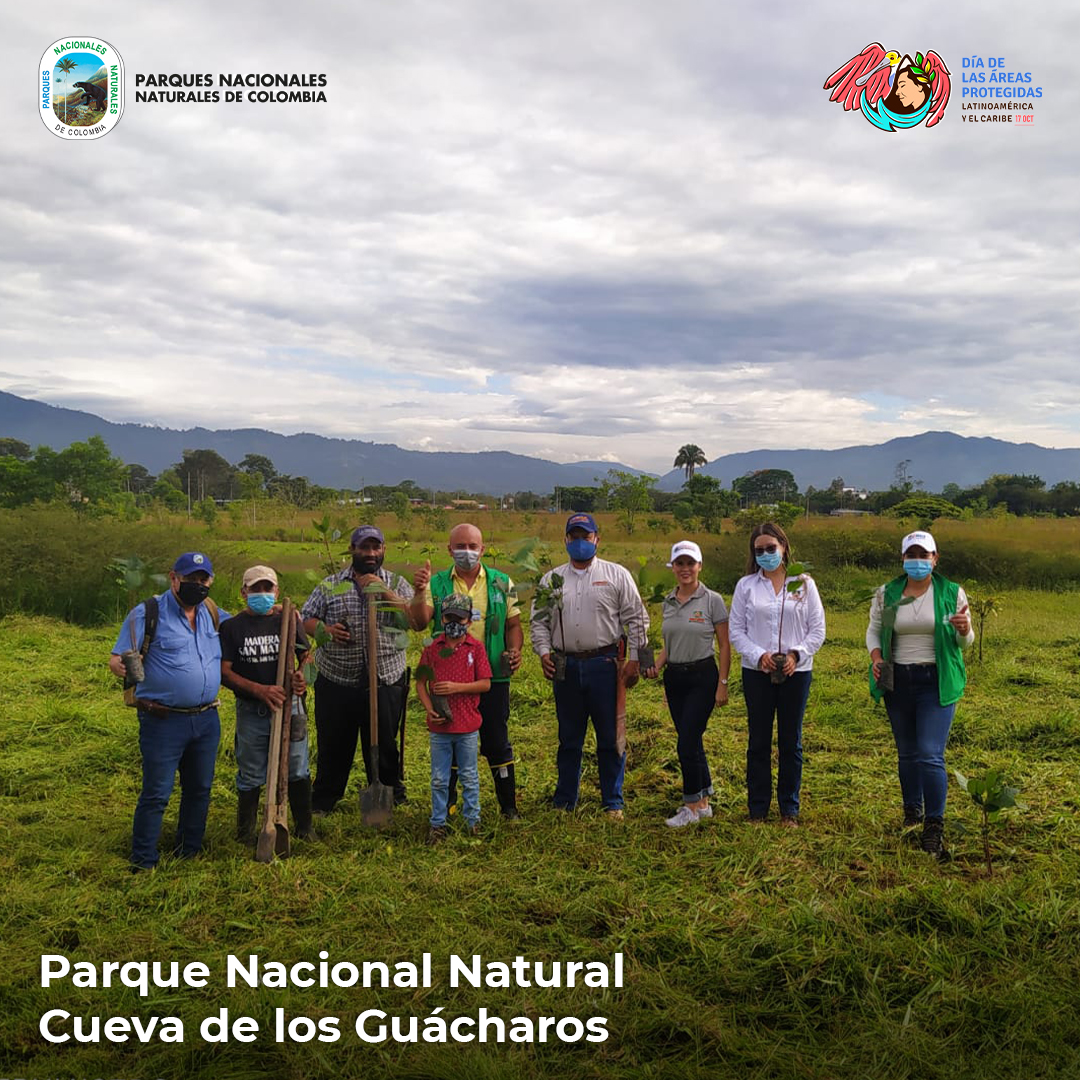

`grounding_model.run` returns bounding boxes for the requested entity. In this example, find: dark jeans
[742,668,811,819]
[552,653,623,810]
[663,659,718,802]
[884,663,955,819]
[311,673,405,813]
[132,708,220,868]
